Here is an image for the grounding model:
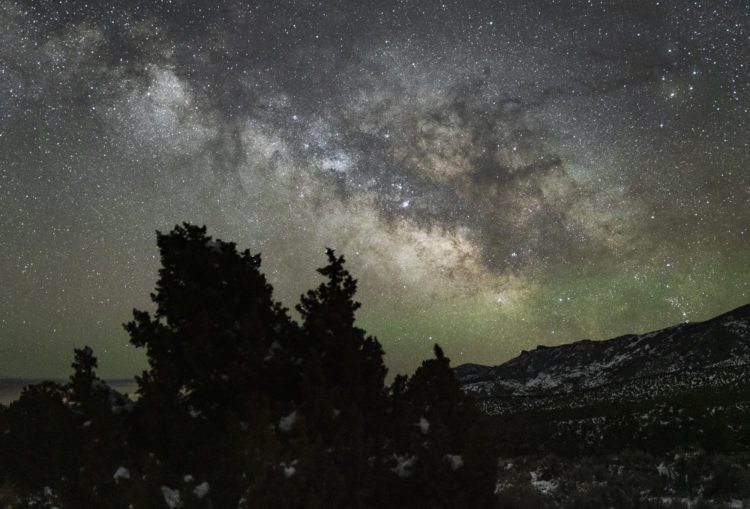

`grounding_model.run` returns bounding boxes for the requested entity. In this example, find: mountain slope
[456,303,750,412]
